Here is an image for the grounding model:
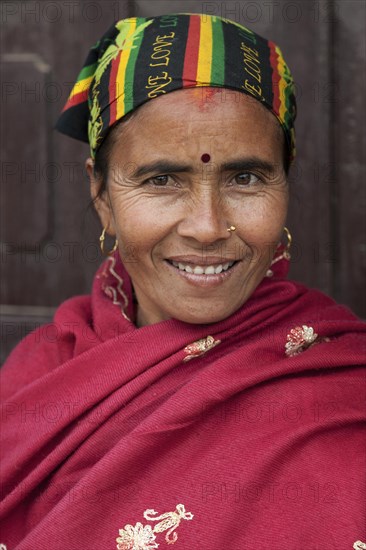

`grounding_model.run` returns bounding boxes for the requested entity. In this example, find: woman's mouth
[169,260,236,275]
[165,258,240,287]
